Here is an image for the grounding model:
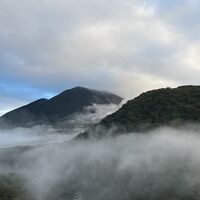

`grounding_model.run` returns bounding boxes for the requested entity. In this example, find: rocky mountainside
[0,87,122,128]
[77,86,200,138]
